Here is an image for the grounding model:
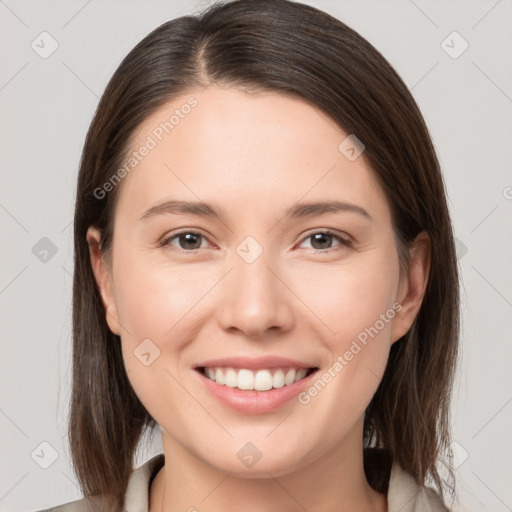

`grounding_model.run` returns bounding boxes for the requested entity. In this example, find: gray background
[1,0,511,511]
